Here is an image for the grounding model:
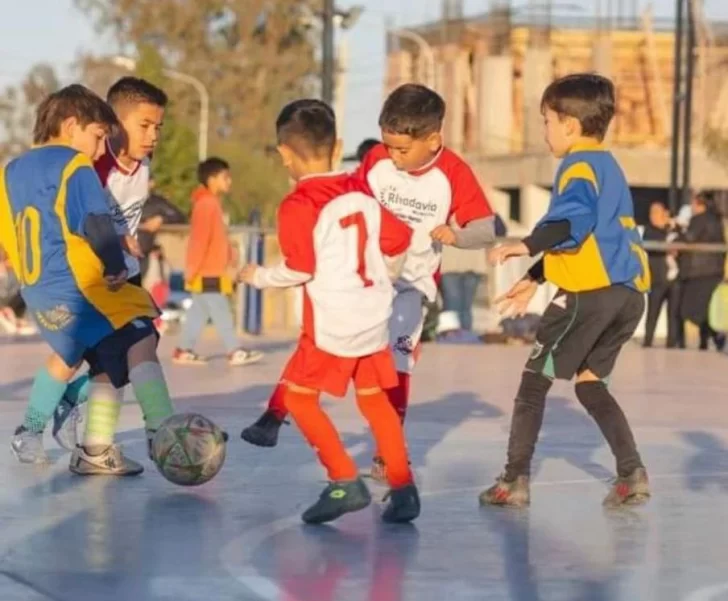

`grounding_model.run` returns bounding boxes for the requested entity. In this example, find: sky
[2,0,728,153]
